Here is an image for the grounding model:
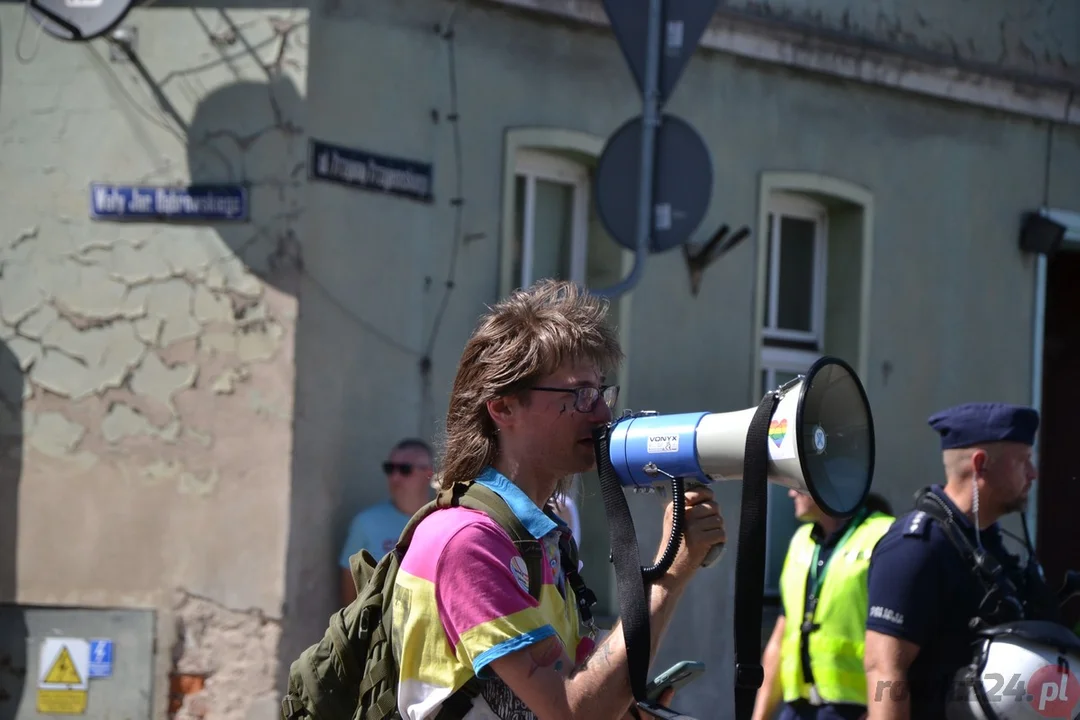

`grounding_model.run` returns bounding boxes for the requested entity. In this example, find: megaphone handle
[701,543,726,568]
[680,477,725,568]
